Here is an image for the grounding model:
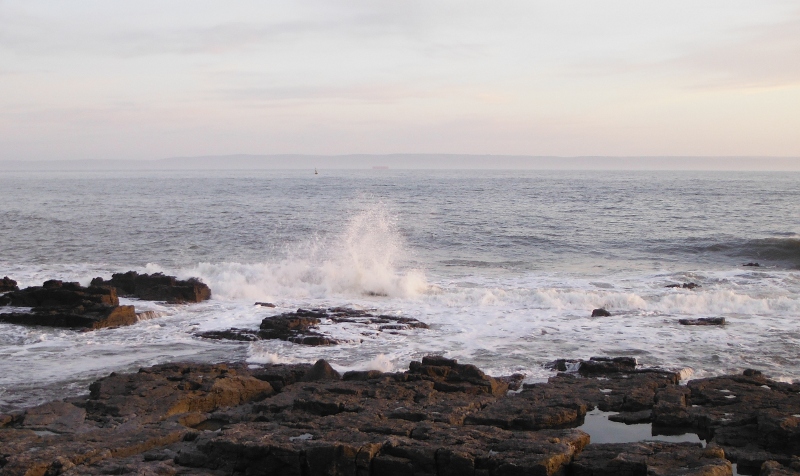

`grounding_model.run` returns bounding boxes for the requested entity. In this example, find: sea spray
[164,205,429,301]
